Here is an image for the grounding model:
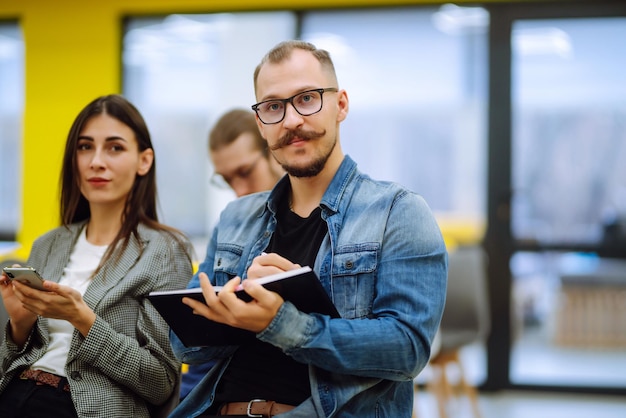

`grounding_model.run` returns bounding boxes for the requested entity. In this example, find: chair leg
[426,348,483,418]
[452,350,481,418]
[427,364,449,418]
